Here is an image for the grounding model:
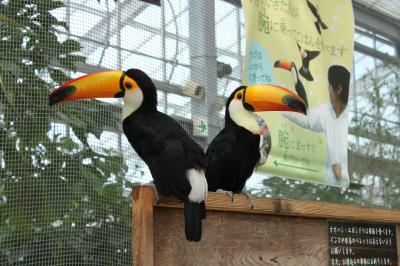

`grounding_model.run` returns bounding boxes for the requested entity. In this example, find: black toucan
[274,59,309,109]
[306,0,328,34]
[206,84,307,193]
[297,43,320,81]
[49,69,208,242]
